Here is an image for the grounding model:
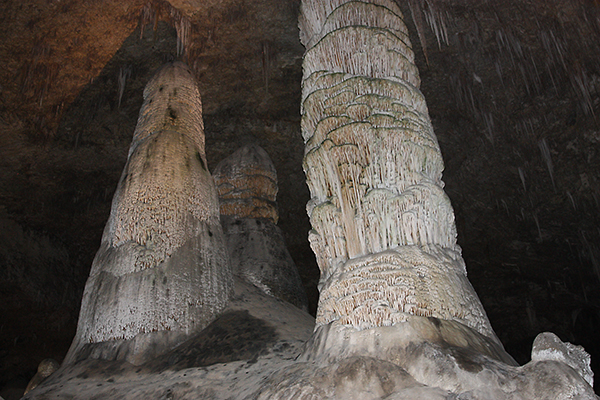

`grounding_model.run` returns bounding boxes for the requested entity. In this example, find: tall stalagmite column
[65,62,232,364]
[300,0,497,340]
